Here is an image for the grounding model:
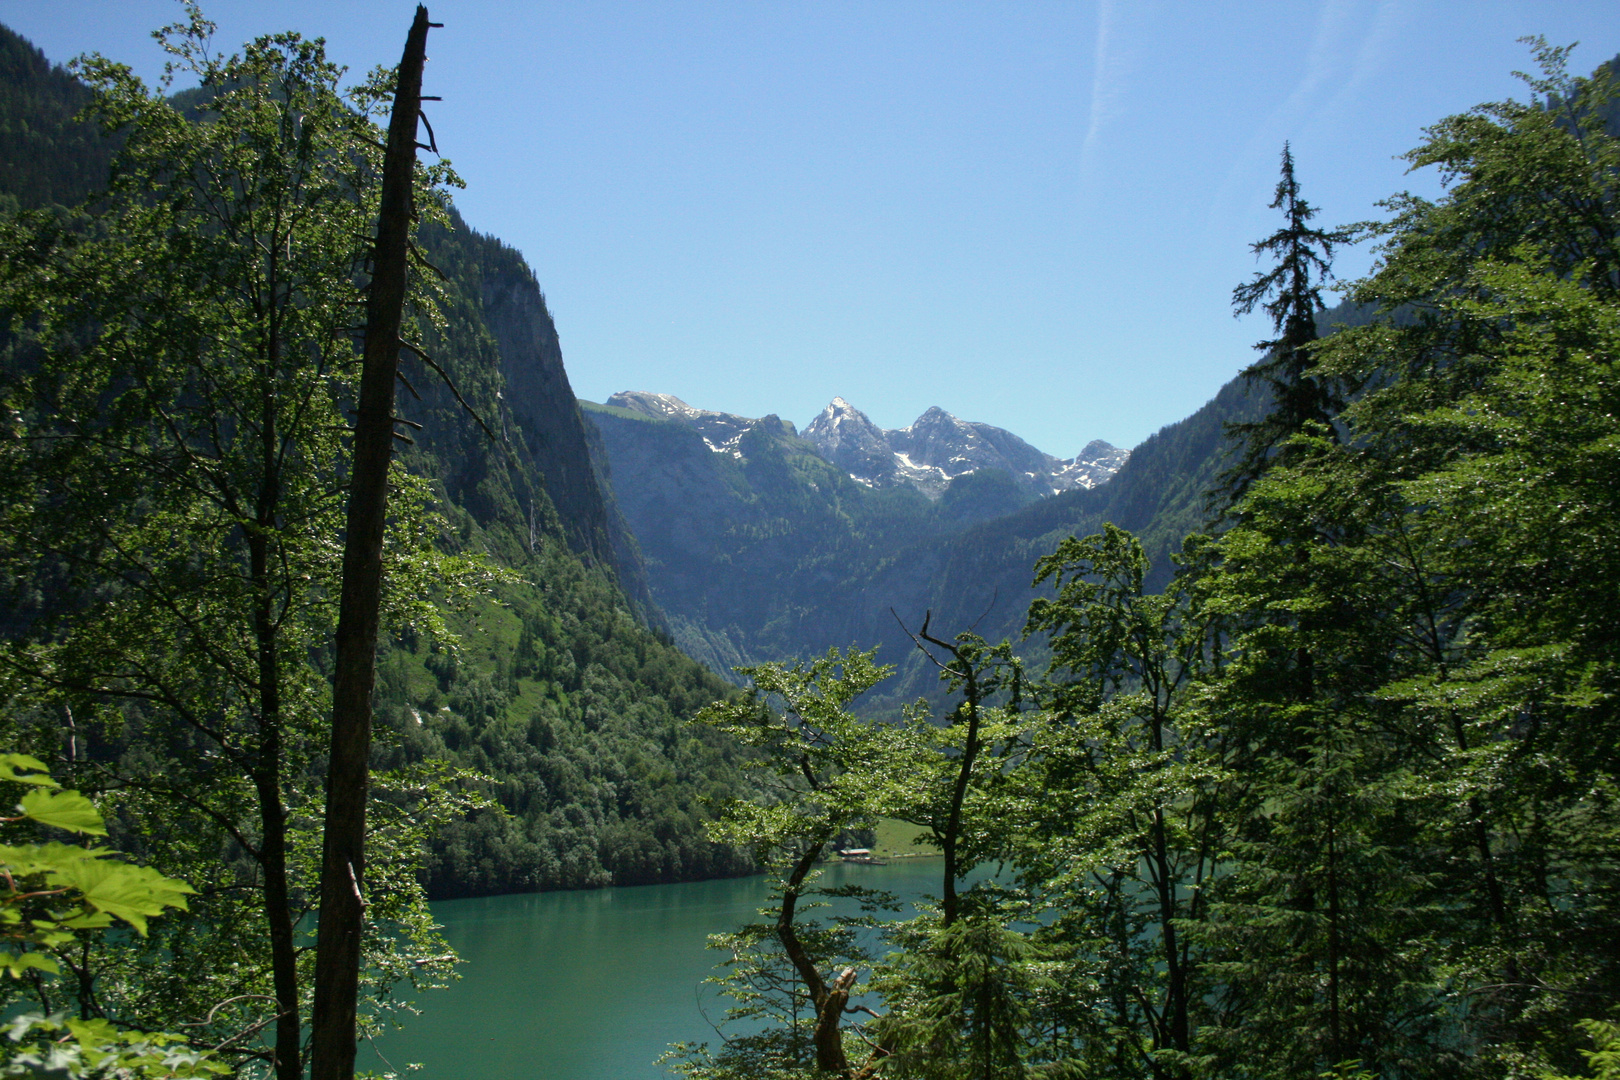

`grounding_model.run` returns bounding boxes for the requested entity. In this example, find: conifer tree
[1223,144,1350,503]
